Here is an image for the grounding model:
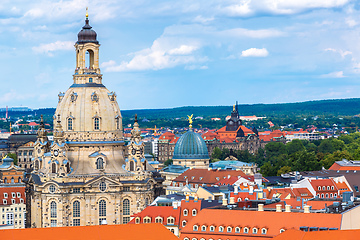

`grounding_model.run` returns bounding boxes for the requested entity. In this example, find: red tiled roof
[273,228,360,240]
[0,186,26,205]
[173,169,246,185]
[0,223,178,240]
[129,206,181,225]
[309,179,338,192]
[329,162,360,170]
[180,209,342,240]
